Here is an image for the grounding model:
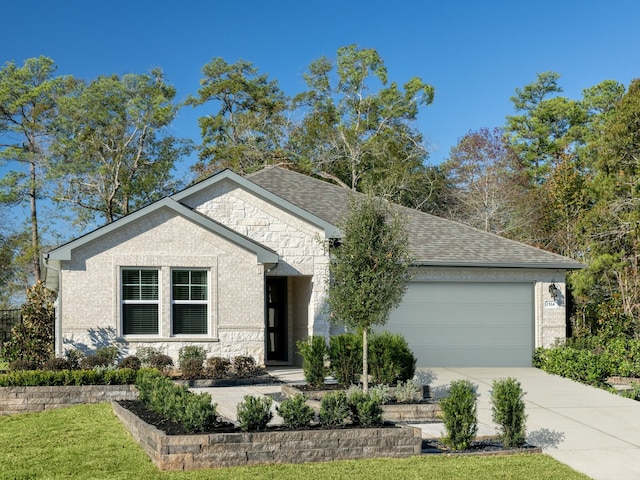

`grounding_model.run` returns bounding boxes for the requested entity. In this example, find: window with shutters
[121,269,159,335]
[172,269,208,335]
